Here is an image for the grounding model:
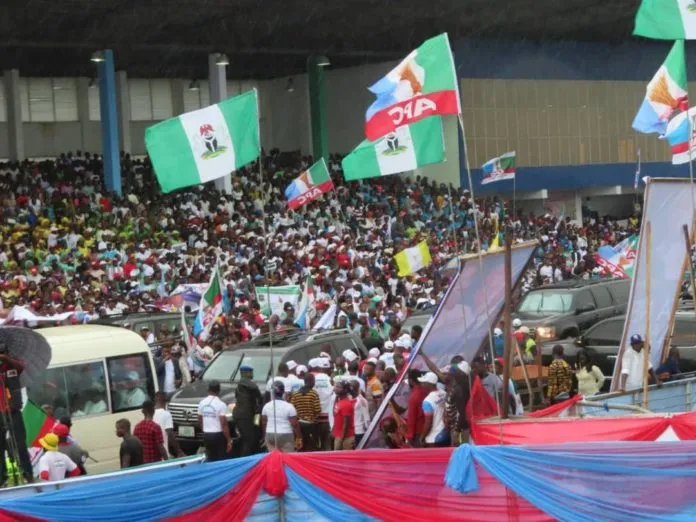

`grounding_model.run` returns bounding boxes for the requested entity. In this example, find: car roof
[530,279,628,292]
[223,328,360,352]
